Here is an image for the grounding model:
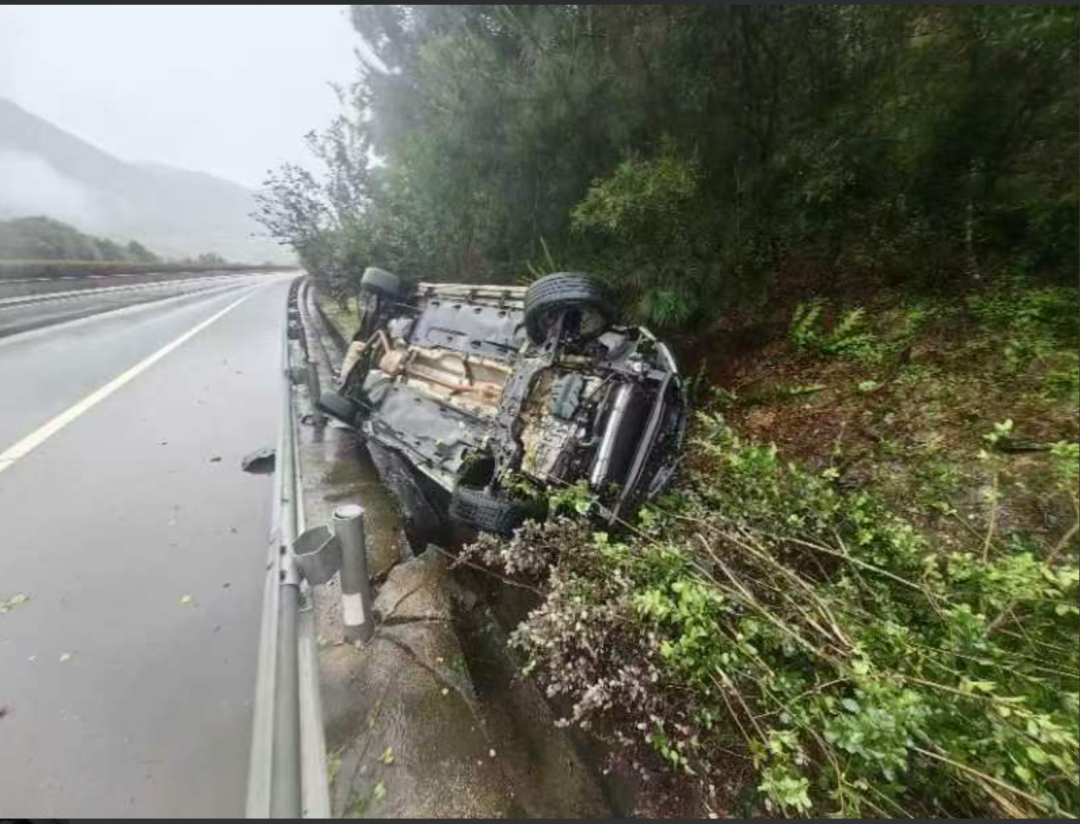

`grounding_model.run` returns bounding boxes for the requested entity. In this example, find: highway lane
[0,271,277,339]
[0,268,291,303]
[0,272,295,816]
